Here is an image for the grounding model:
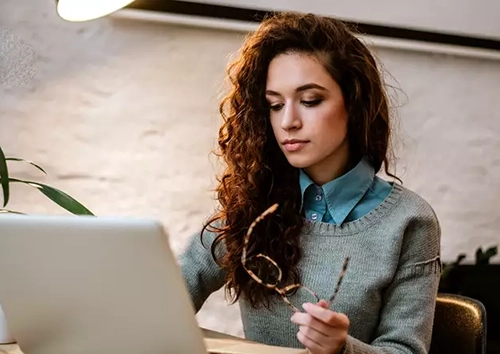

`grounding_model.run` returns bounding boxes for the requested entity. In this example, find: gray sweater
[179,183,441,354]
